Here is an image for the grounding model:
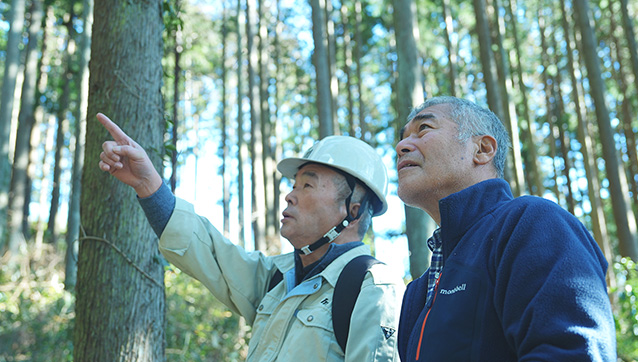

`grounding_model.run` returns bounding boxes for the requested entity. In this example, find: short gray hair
[406,96,511,178]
